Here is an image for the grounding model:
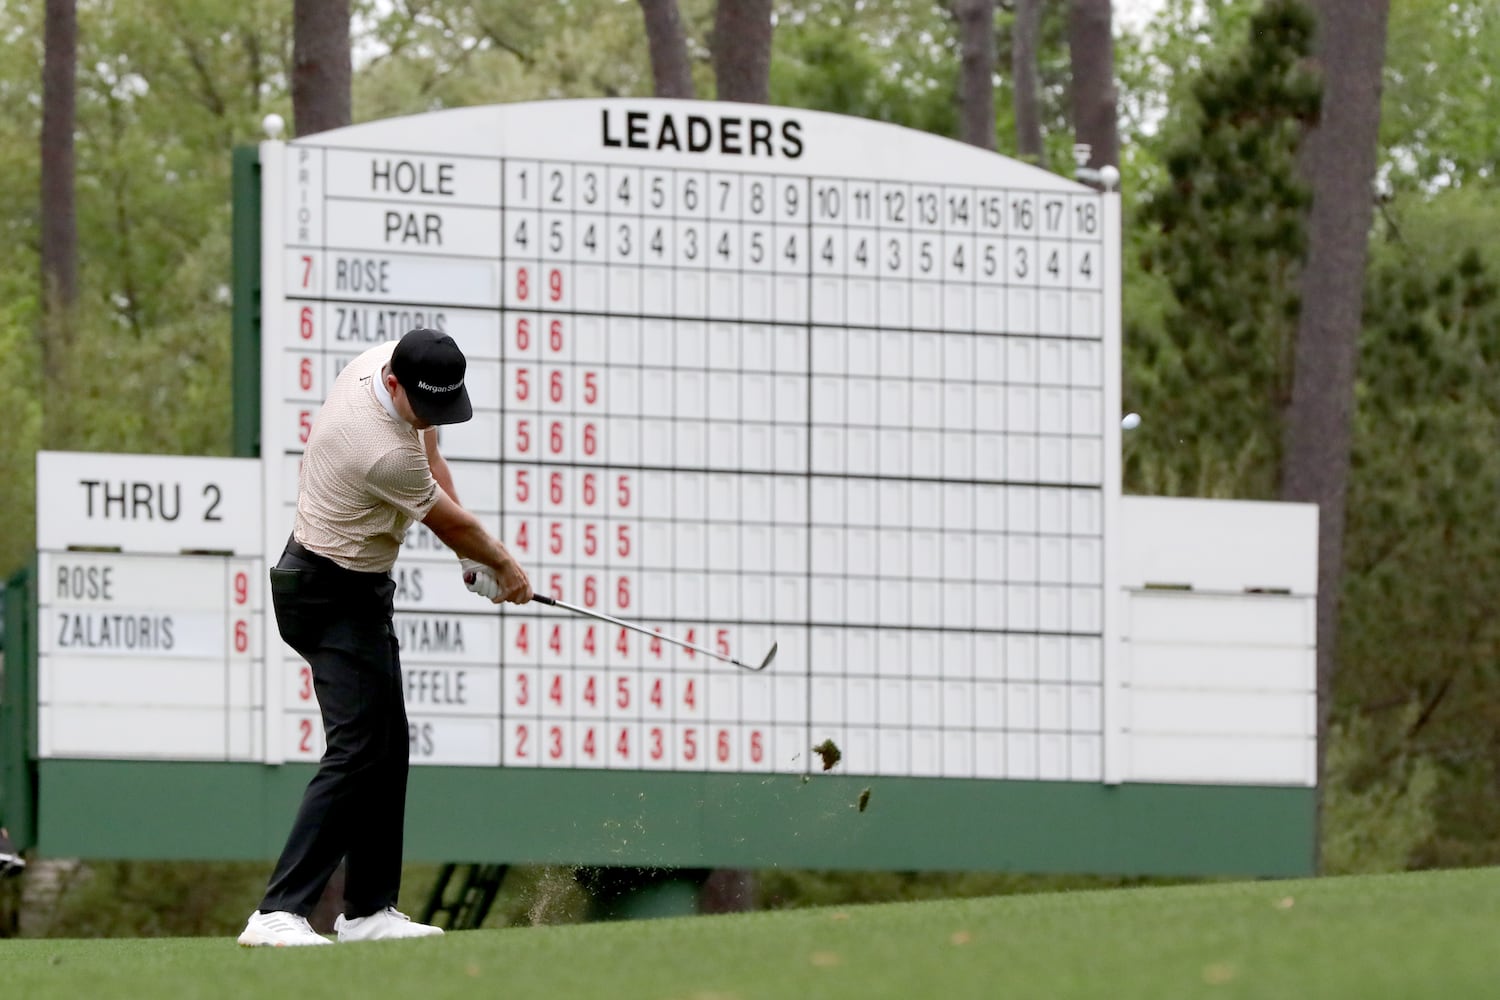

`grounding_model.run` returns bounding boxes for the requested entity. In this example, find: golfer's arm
[423,429,459,505]
[422,489,514,572]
